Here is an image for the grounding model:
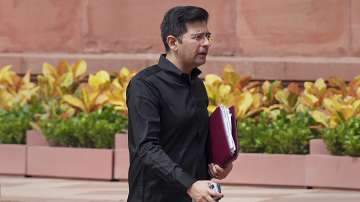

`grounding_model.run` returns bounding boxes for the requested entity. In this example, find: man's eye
[205,33,211,39]
[191,33,212,41]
